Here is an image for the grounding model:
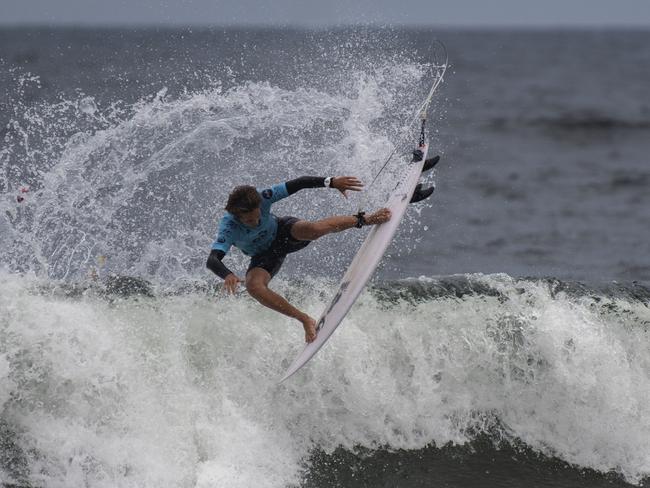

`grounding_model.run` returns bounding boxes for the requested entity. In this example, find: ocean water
[0,27,649,487]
